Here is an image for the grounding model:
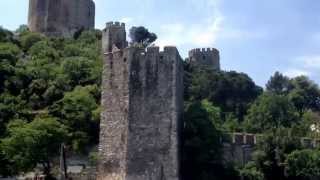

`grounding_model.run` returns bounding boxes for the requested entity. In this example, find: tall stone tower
[188,48,220,70]
[98,22,183,180]
[102,22,128,53]
[28,0,95,37]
